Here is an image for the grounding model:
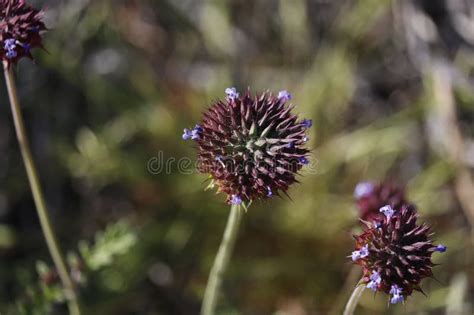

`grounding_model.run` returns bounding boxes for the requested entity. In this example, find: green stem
[343,282,365,315]
[201,203,243,315]
[3,63,81,315]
